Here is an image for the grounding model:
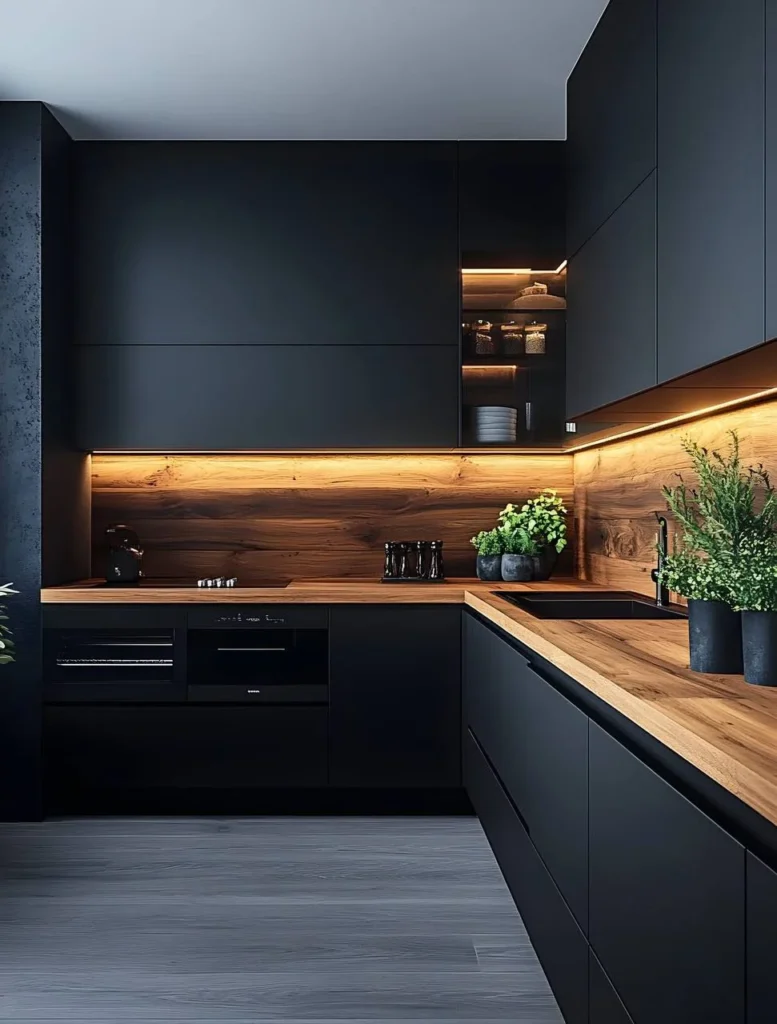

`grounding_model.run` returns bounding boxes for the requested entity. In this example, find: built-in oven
[43,606,187,702]
[186,606,329,703]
